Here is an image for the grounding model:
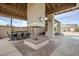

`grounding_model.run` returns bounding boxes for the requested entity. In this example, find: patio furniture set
[7,31,31,41]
